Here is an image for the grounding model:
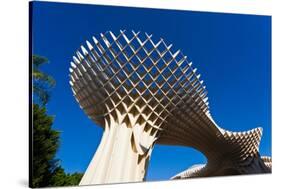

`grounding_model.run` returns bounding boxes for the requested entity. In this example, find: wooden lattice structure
[69,30,271,185]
